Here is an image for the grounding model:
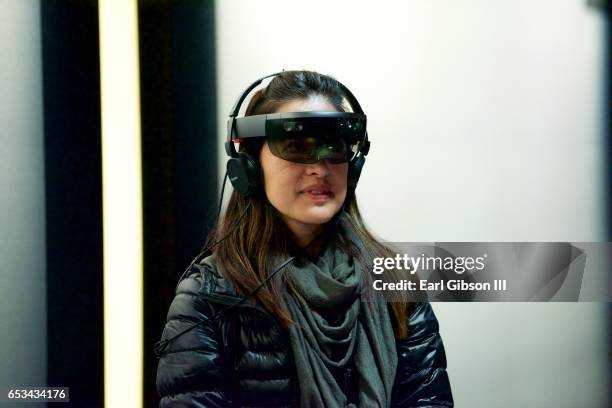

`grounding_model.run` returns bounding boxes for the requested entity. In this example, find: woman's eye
[328,139,346,152]
[282,141,303,153]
